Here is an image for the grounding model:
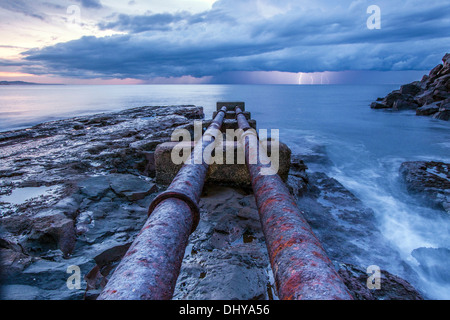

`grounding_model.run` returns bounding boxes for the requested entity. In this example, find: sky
[0,0,449,84]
